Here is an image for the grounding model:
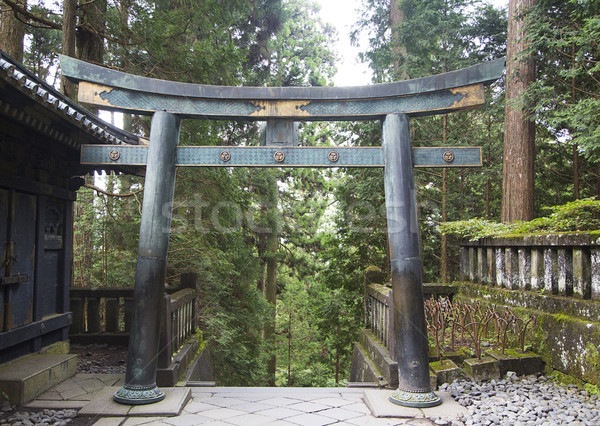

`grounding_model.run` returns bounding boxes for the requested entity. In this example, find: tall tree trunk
[61,0,77,98]
[264,229,277,385]
[0,0,26,62]
[262,174,278,386]
[486,115,492,219]
[440,115,448,283]
[501,0,537,222]
[77,0,107,63]
[390,0,407,79]
[573,144,580,200]
[571,47,579,200]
